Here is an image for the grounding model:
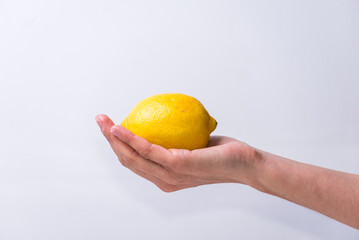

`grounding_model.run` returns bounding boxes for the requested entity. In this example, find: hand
[96,114,359,229]
[95,114,262,192]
